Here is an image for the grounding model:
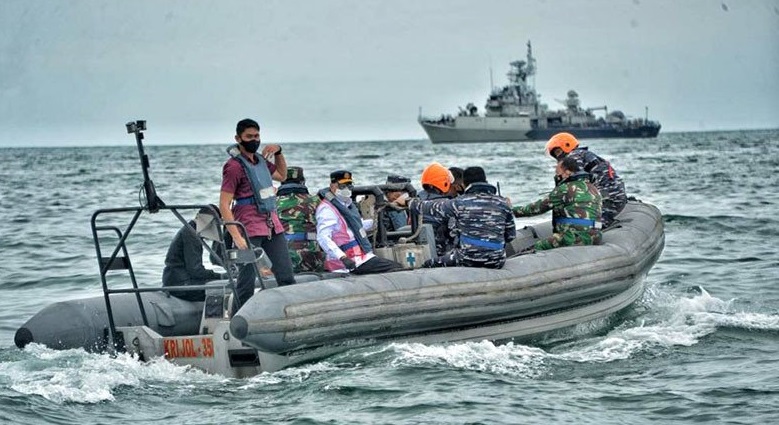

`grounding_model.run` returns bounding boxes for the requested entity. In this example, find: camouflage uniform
[513,171,603,251]
[410,183,515,268]
[410,190,456,256]
[567,147,626,227]
[277,183,325,273]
